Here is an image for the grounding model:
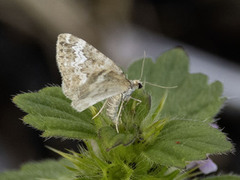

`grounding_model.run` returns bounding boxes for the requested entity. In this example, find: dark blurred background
[0,0,239,175]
